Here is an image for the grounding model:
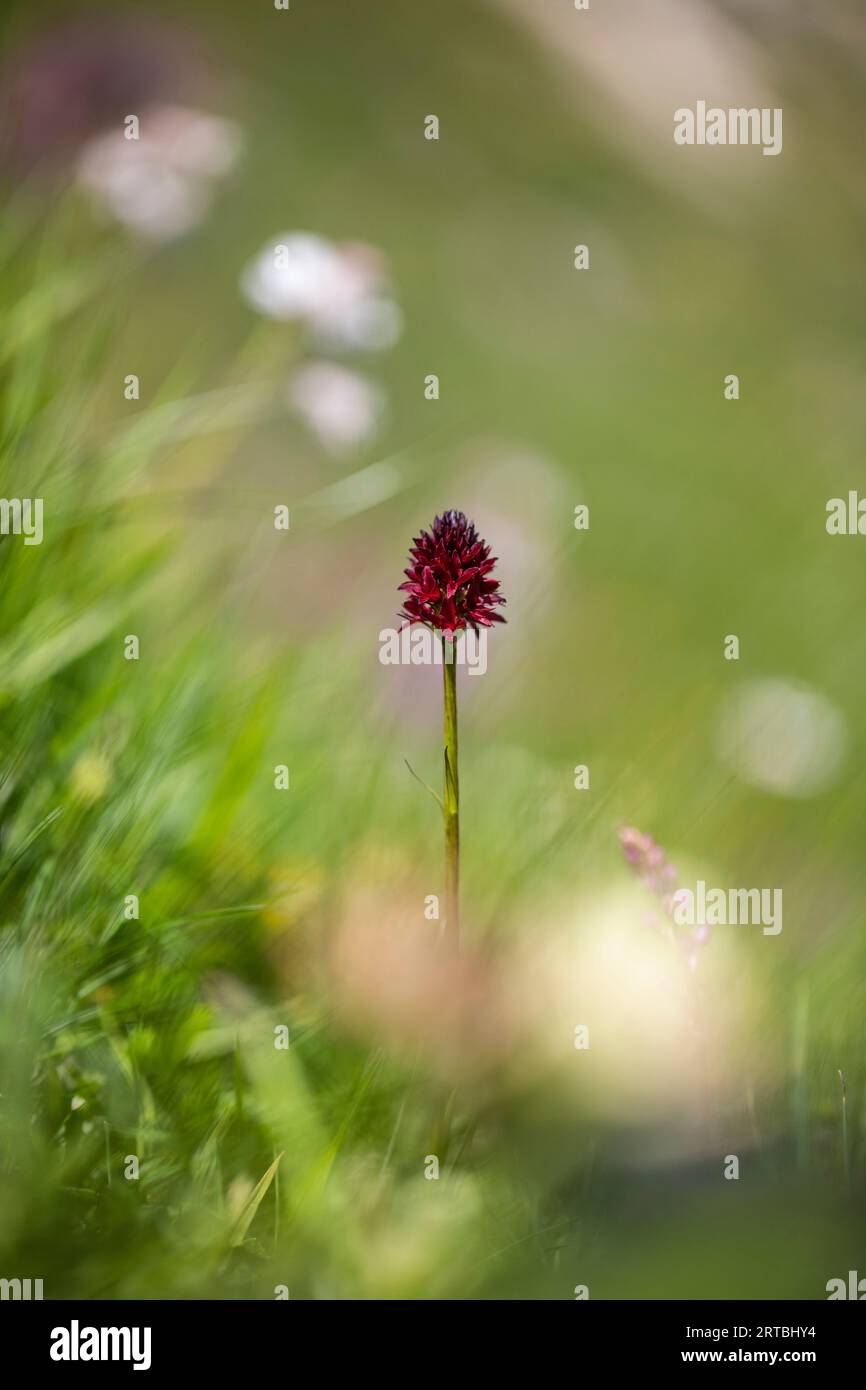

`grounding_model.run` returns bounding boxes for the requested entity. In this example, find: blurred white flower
[240,232,402,350]
[76,105,242,241]
[504,886,772,1136]
[717,678,847,798]
[288,361,384,455]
